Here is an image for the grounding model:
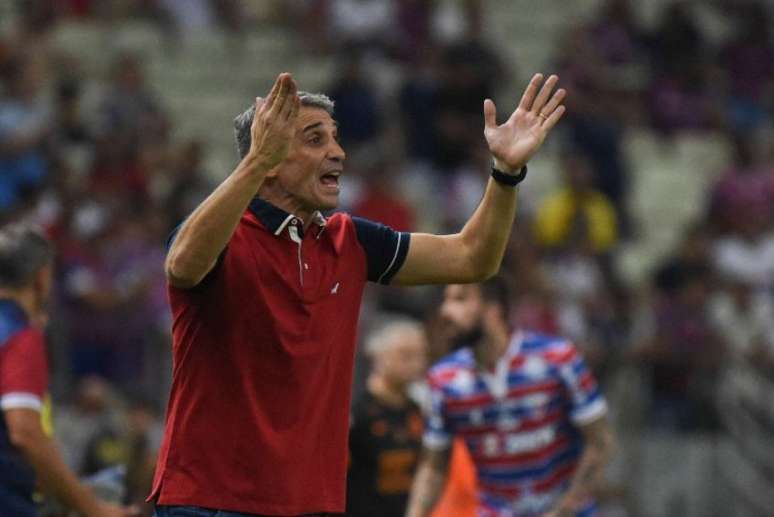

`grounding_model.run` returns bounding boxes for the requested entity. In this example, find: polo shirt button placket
[288,219,304,286]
